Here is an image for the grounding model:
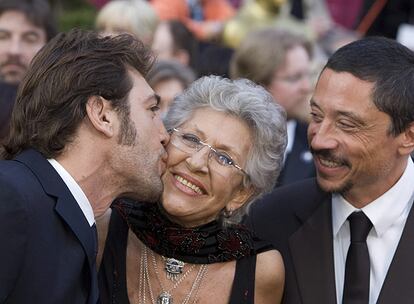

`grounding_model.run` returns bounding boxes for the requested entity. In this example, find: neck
[56,146,120,218]
[344,157,409,208]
